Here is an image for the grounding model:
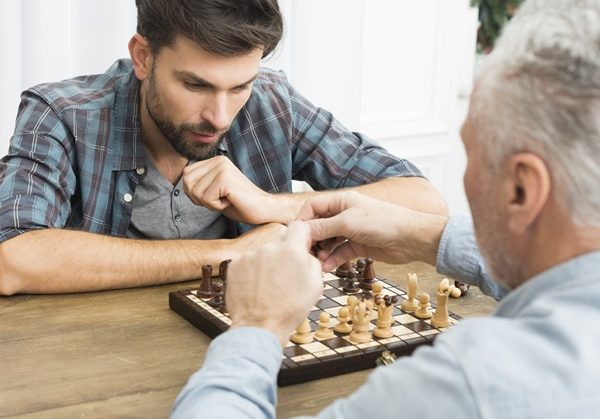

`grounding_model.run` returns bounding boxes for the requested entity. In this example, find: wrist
[419,214,448,265]
[265,192,303,224]
[231,319,289,347]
